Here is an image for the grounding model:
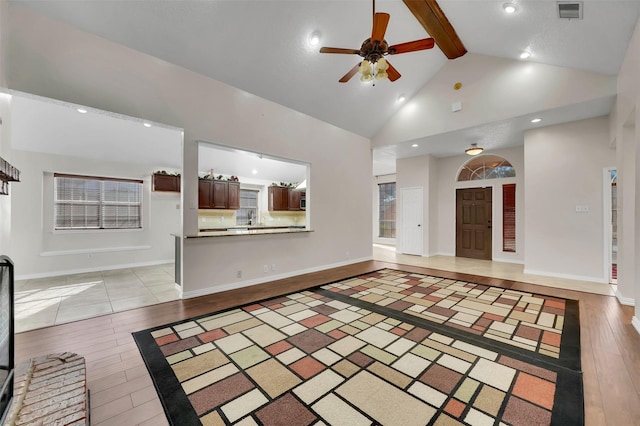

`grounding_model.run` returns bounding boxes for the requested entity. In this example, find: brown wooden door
[456,187,492,260]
